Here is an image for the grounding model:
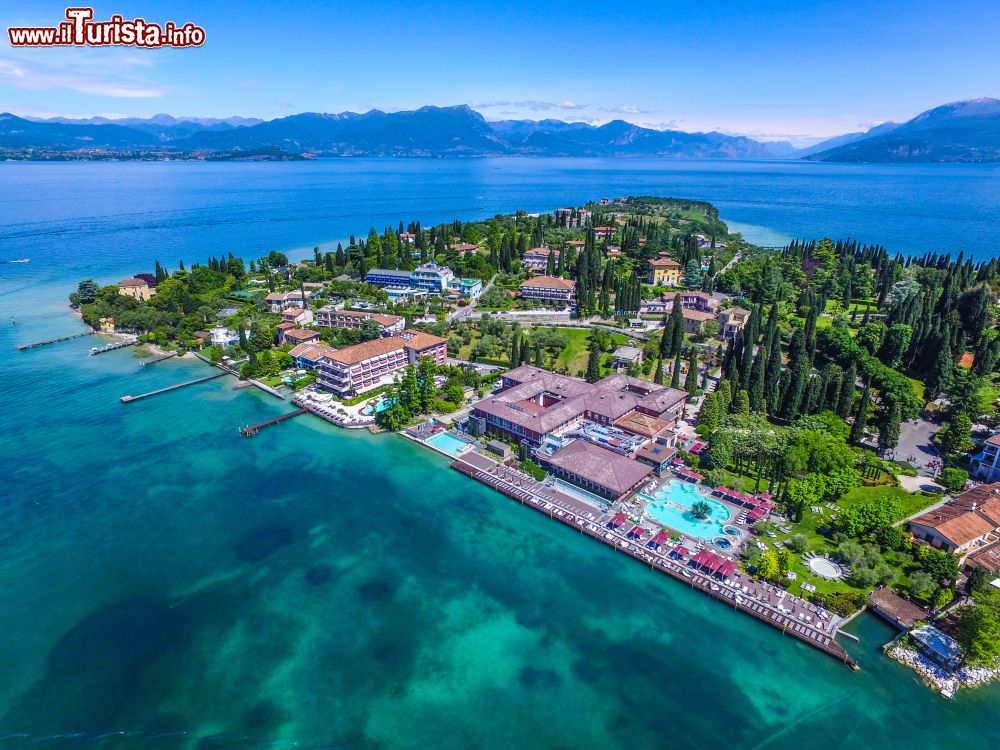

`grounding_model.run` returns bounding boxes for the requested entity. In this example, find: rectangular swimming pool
[425,431,470,456]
